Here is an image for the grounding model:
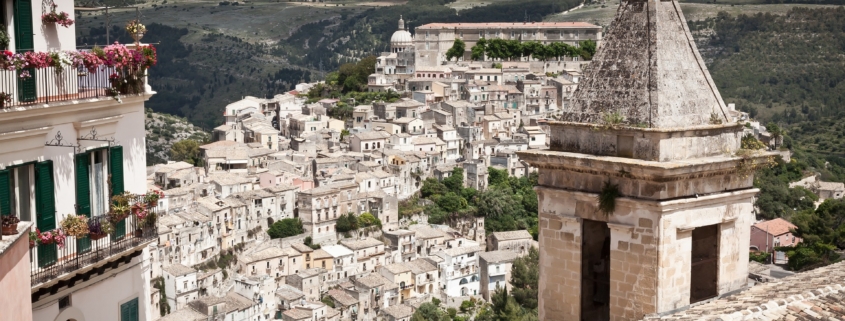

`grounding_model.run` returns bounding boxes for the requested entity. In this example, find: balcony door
[14,0,36,102]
